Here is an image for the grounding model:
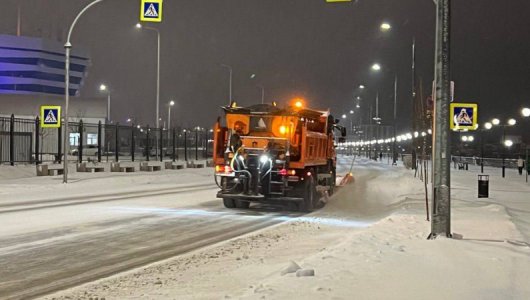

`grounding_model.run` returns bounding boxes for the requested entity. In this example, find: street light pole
[99,84,111,123]
[429,0,452,239]
[393,74,398,165]
[168,100,174,130]
[168,100,174,139]
[258,84,265,104]
[107,92,111,122]
[502,125,506,178]
[63,0,105,184]
[221,64,233,106]
[135,24,160,129]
